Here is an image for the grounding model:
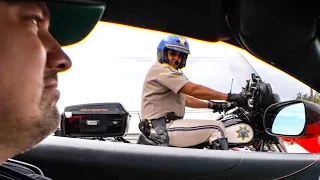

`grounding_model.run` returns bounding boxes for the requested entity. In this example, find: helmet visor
[165,44,190,54]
